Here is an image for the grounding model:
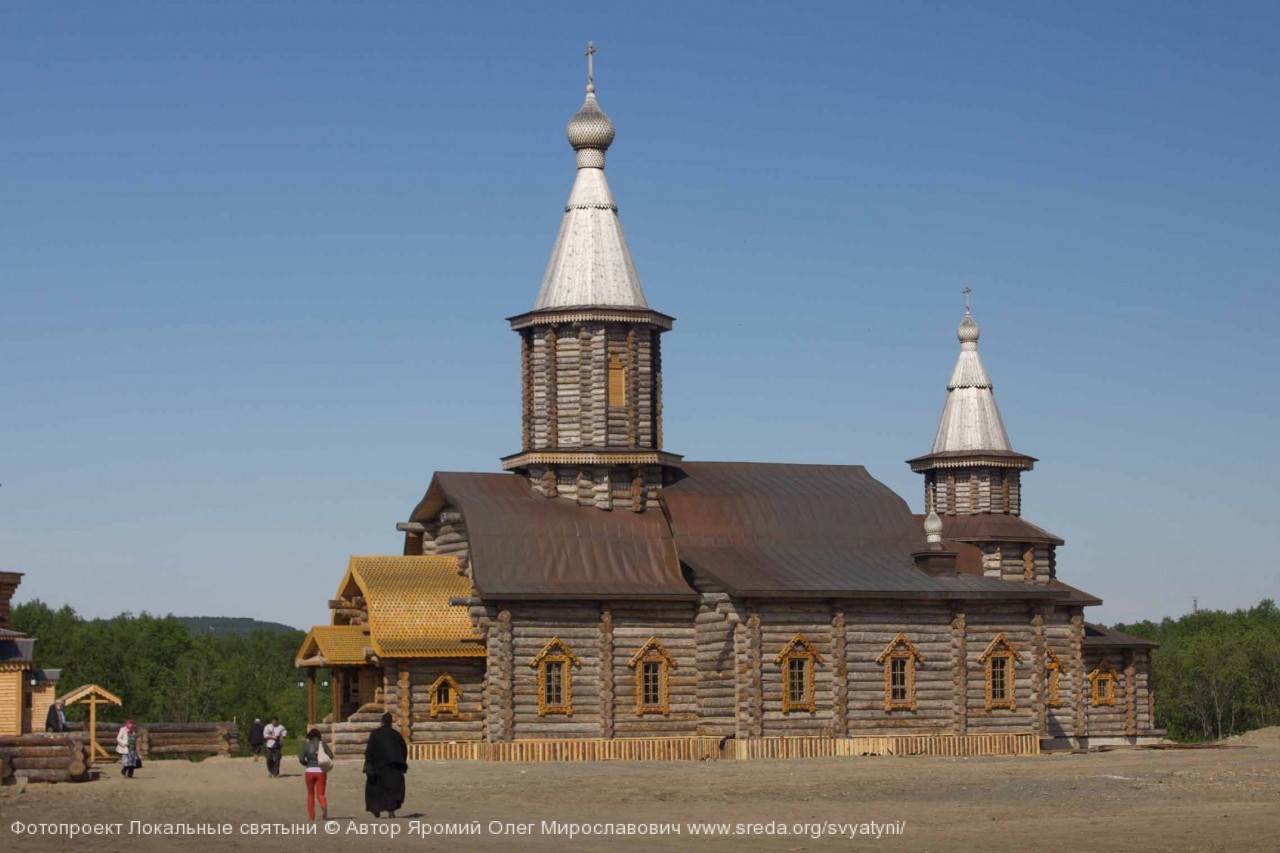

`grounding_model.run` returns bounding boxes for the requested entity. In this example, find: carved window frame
[1088,661,1120,707]
[775,634,824,714]
[1045,647,1064,708]
[628,637,677,716]
[979,633,1024,711]
[428,673,461,718]
[530,637,581,717]
[608,353,627,408]
[876,633,924,712]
